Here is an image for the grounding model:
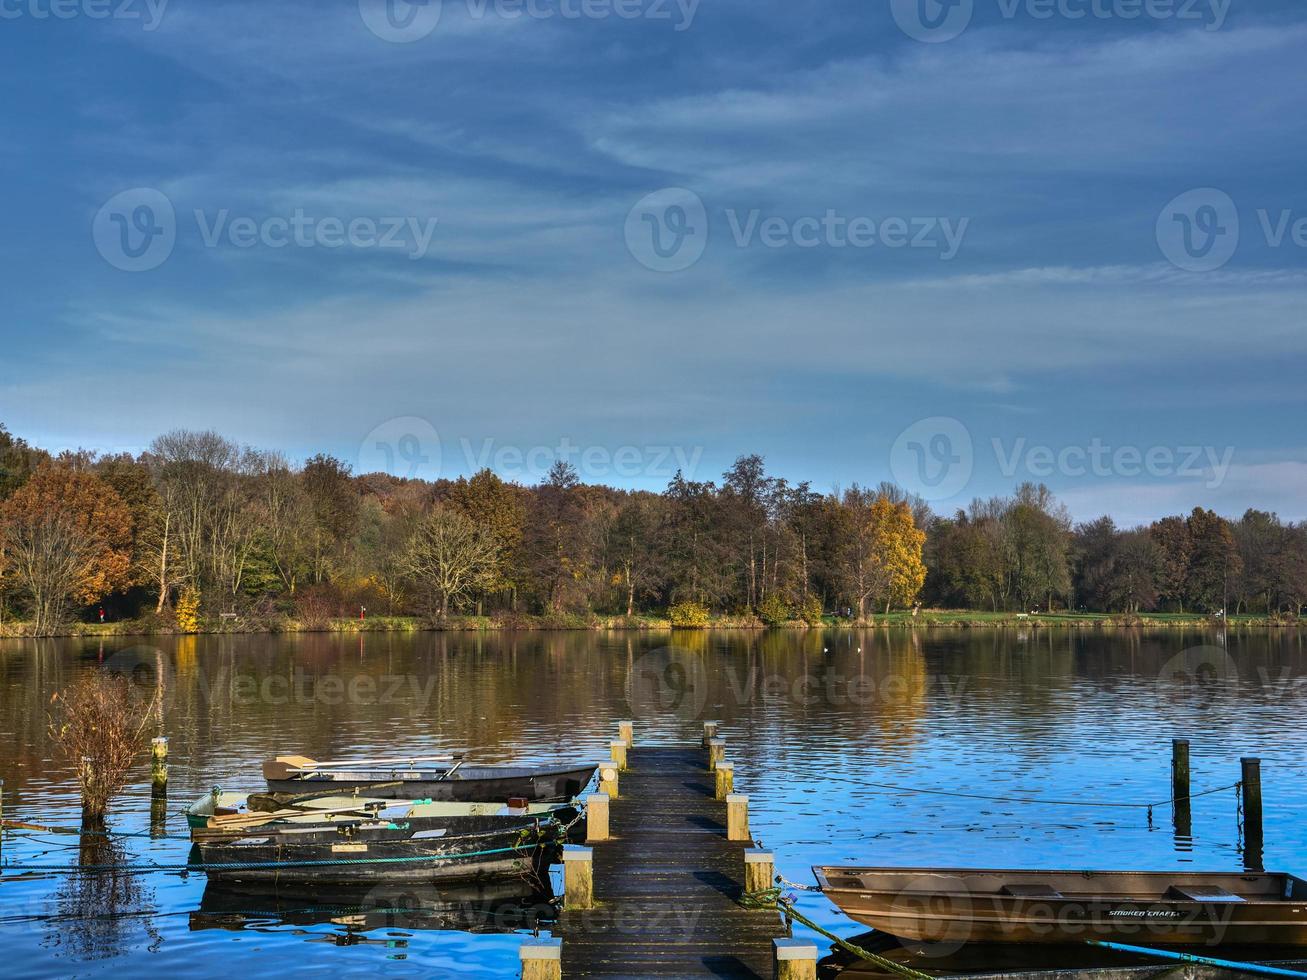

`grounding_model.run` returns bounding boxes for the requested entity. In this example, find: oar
[1089,940,1307,978]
